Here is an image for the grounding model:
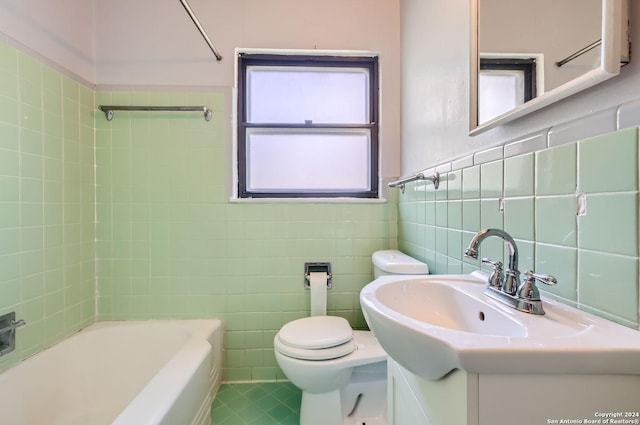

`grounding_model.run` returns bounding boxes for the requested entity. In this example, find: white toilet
[274,250,428,425]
